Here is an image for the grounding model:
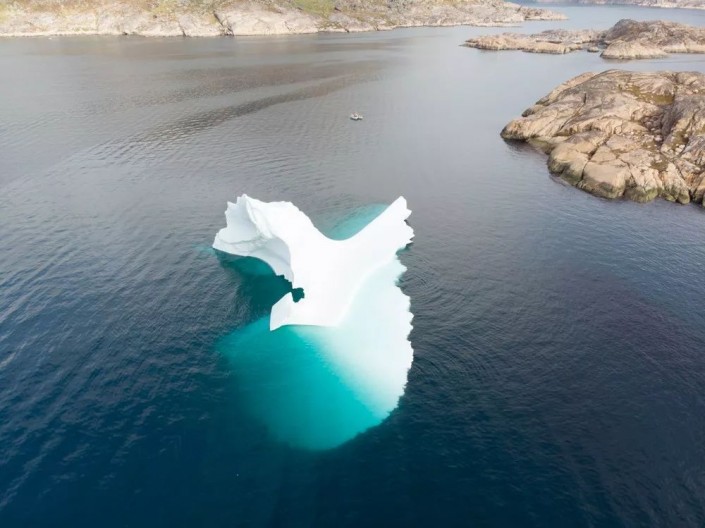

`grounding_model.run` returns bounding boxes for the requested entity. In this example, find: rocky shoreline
[502,70,705,206]
[465,19,705,59]
[0,1,564,37]
[535,0,705,10]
